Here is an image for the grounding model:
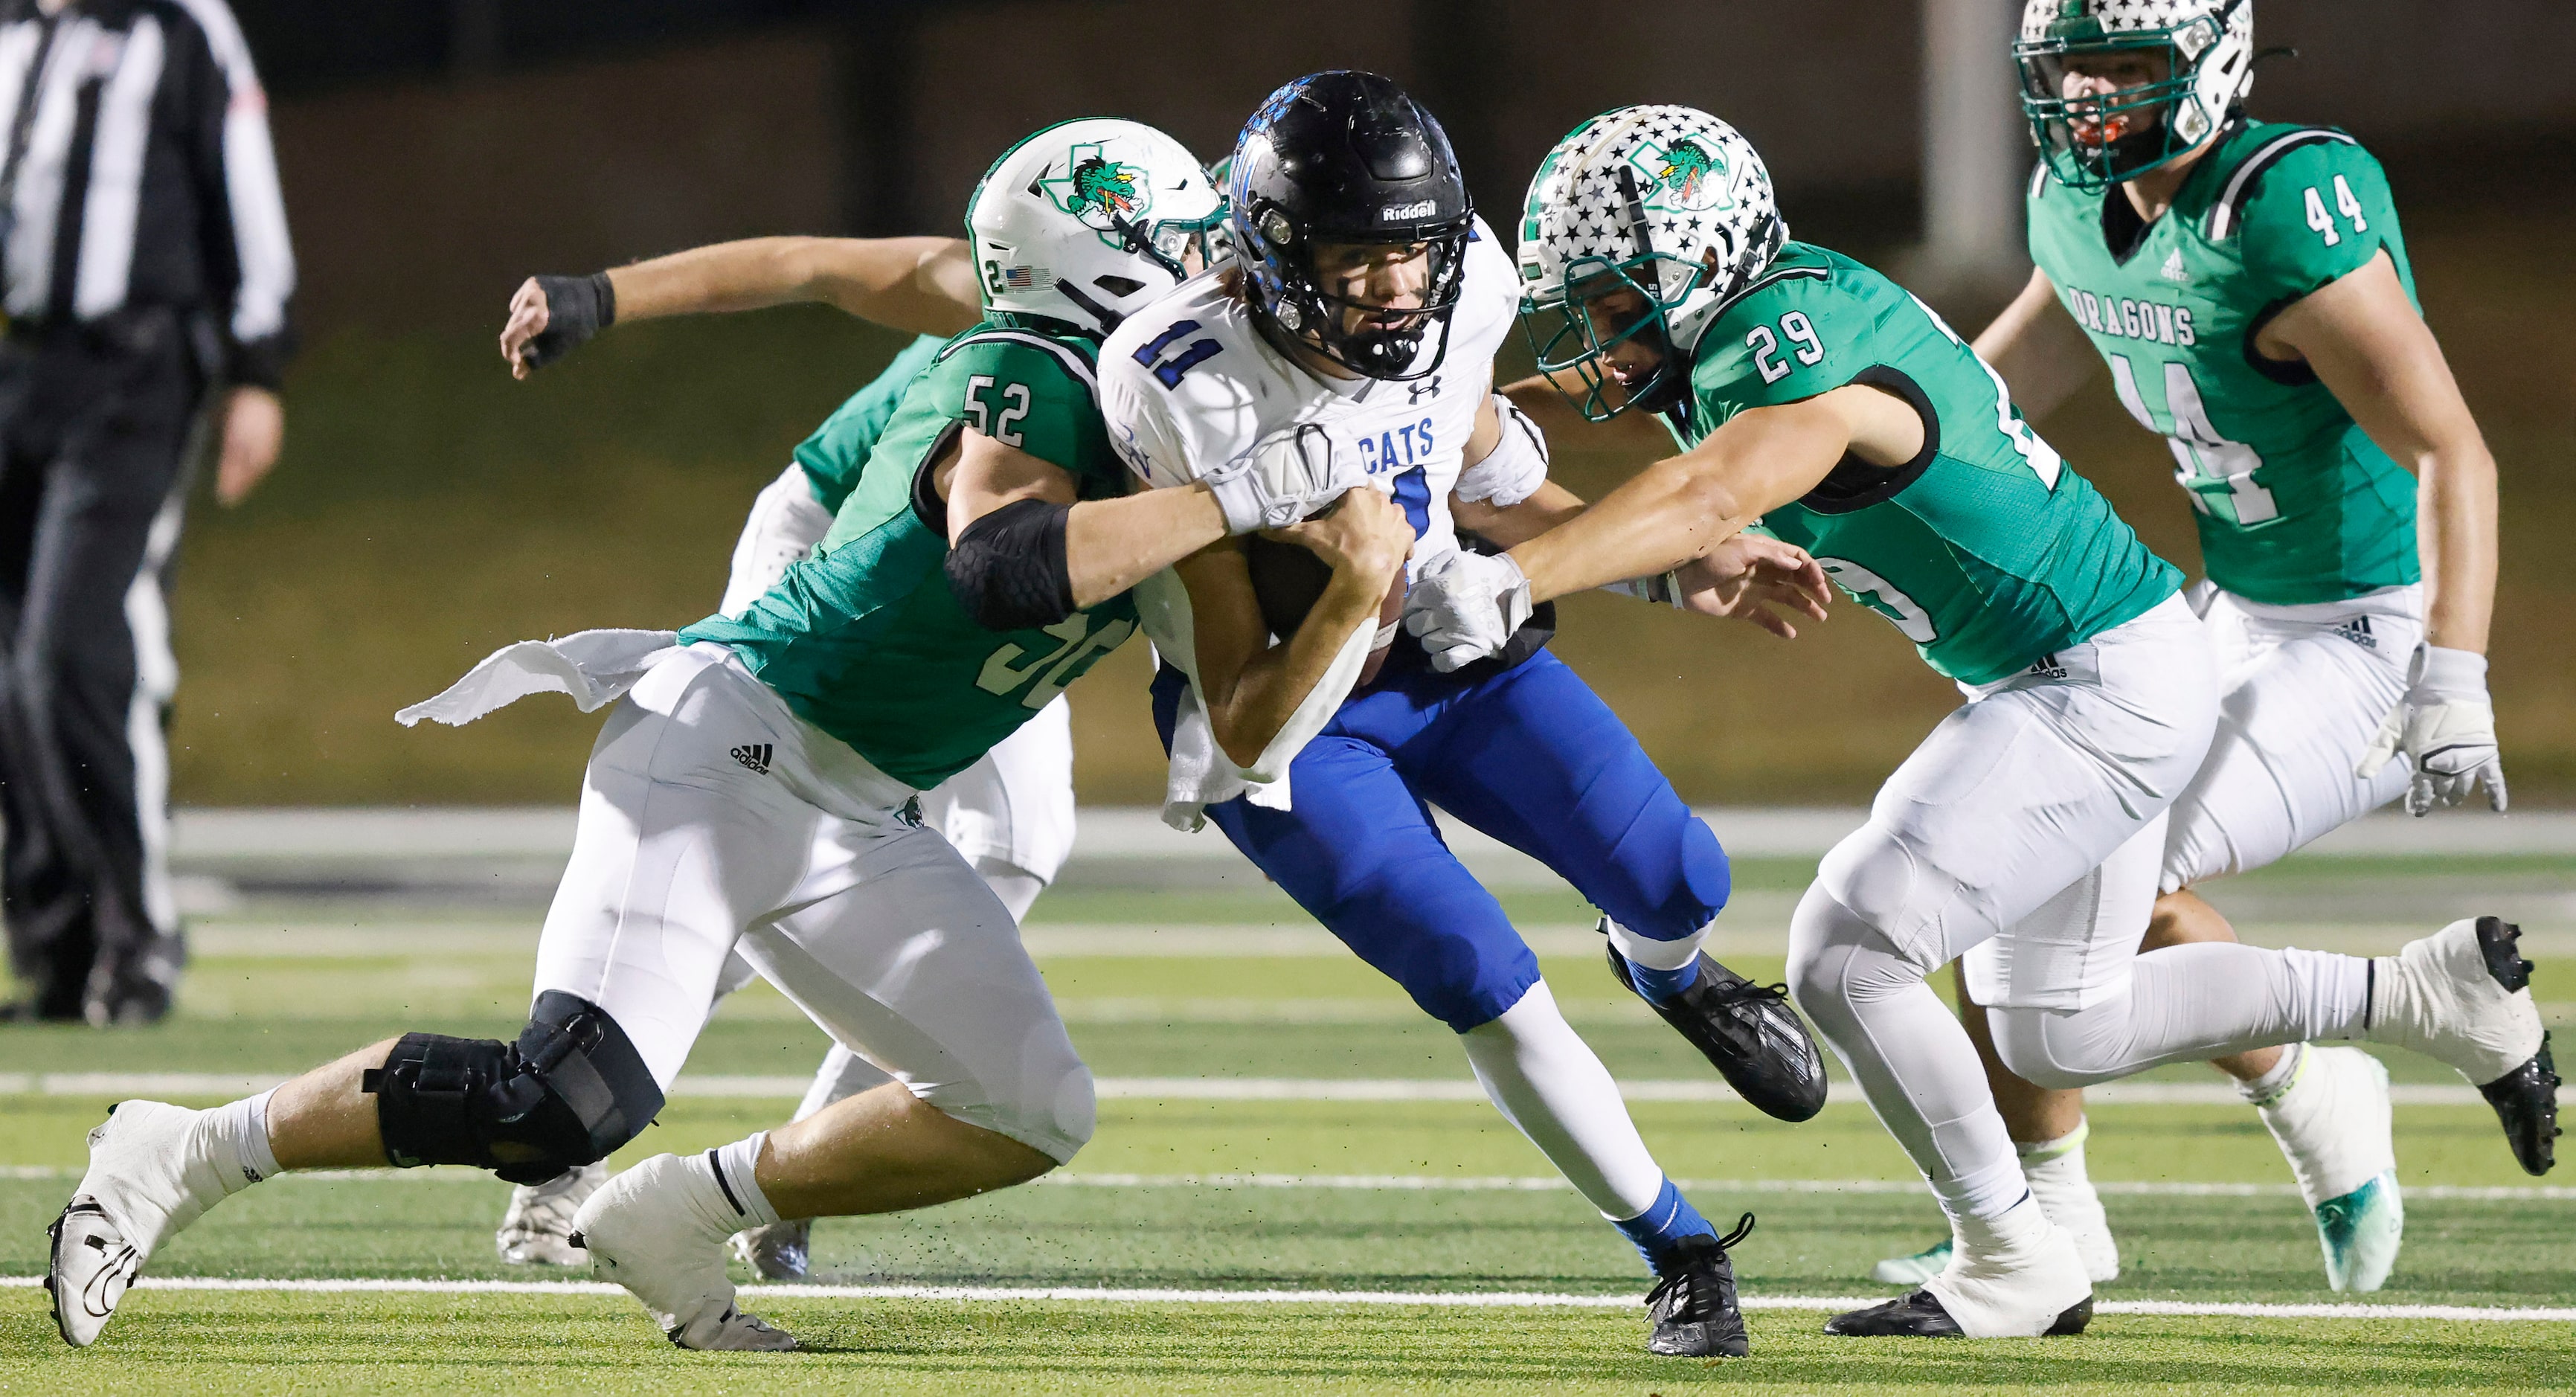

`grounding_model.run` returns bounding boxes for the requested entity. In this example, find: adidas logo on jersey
[2027,652,2070,680]
[2159,248,2189,283]
[2332,616,2379,650]
[730,743,773,775]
